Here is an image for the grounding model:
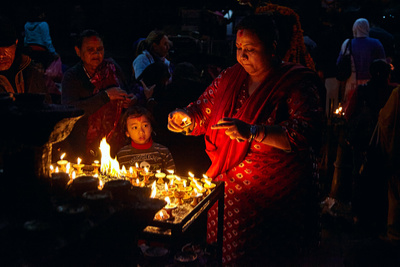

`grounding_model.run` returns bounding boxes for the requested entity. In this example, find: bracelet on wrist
[249,125,258,142]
